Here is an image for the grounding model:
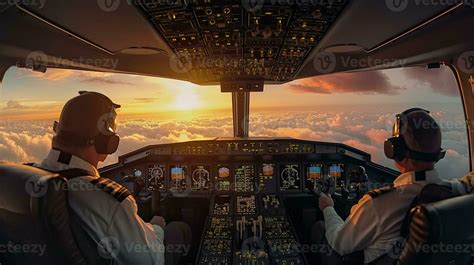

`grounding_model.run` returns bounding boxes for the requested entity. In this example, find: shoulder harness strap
[400,183,455,238]
[56,168,94,179]
[90,177,131,203]
[366,184,396,199]
[24,163,93,179]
